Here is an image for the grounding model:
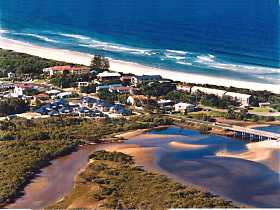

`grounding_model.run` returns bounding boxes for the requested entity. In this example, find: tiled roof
[47,66,88,71]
